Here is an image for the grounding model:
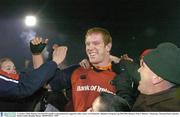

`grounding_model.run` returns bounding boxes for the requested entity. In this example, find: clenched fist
[52,46,68,65]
